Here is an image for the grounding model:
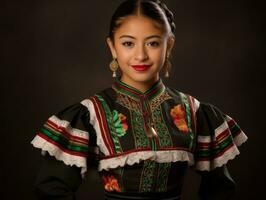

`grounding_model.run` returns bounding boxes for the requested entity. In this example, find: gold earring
[164,53,171,78]
[109,58,119,78]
